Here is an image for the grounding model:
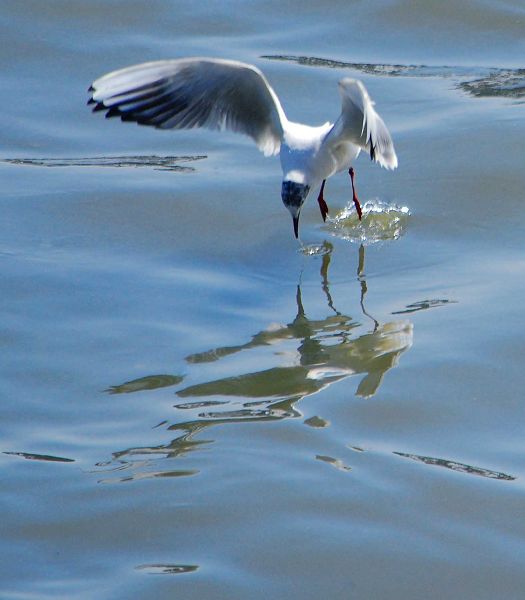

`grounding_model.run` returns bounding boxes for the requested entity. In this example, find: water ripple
[135,564,199,575]
[392,299,458,315]
[3,451,75,463]
[1,155,207,172]
[394,452,516,481]
[316,454,352,472]
[263,55,525,99]
[106,374,184,394]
